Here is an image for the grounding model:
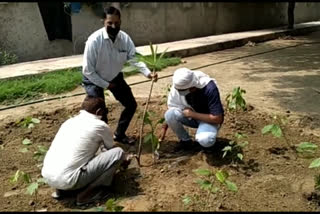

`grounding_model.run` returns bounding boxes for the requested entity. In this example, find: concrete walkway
[0,21,319,80]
